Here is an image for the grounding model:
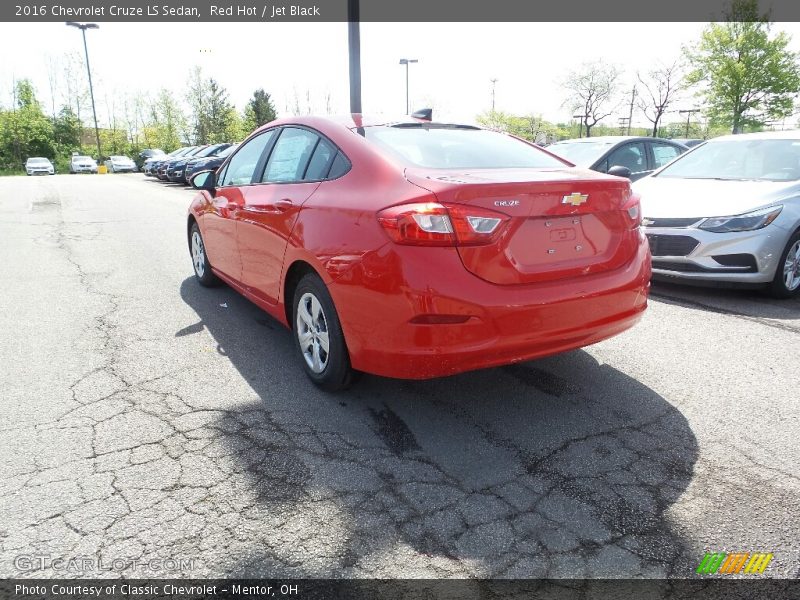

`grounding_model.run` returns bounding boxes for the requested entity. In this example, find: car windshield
[217,144,237,158]
[547,141,617,167]
[73,156,92,161]
[110,156,129,161]
[656,138,800,181]
[362,125,567,169]
[28,158,50,165]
